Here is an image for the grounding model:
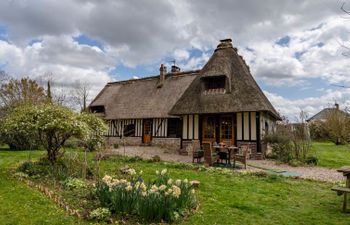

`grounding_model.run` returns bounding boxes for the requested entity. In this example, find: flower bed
[95,169,198,223]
